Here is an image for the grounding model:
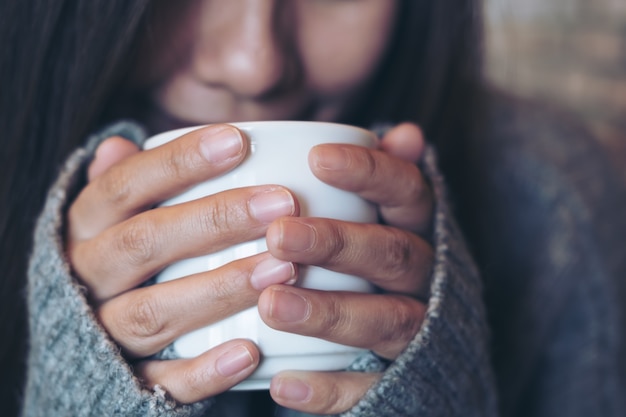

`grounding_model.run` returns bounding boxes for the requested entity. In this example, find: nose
[191,0,292,99]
